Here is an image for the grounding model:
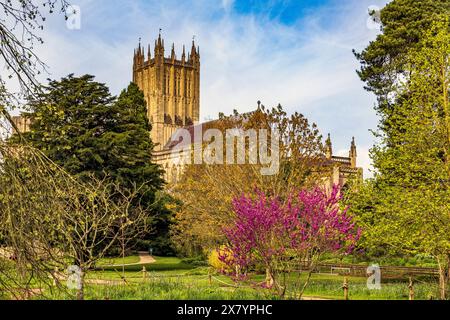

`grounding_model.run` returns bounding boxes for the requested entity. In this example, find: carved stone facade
[132,34,200,151]
[324,134,363,190]
[154,124,363,187]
